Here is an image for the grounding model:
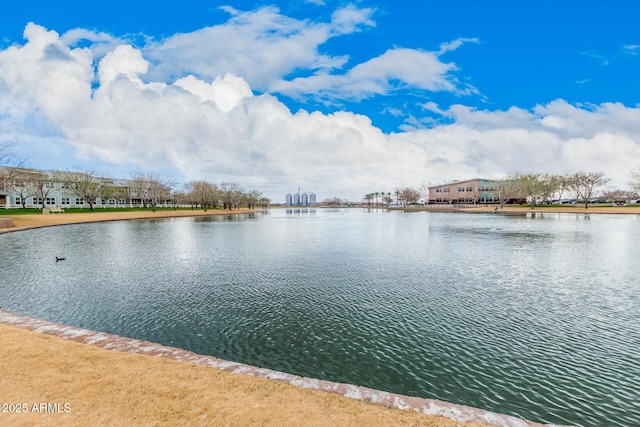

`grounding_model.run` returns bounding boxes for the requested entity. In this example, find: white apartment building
[0,167,171,209]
